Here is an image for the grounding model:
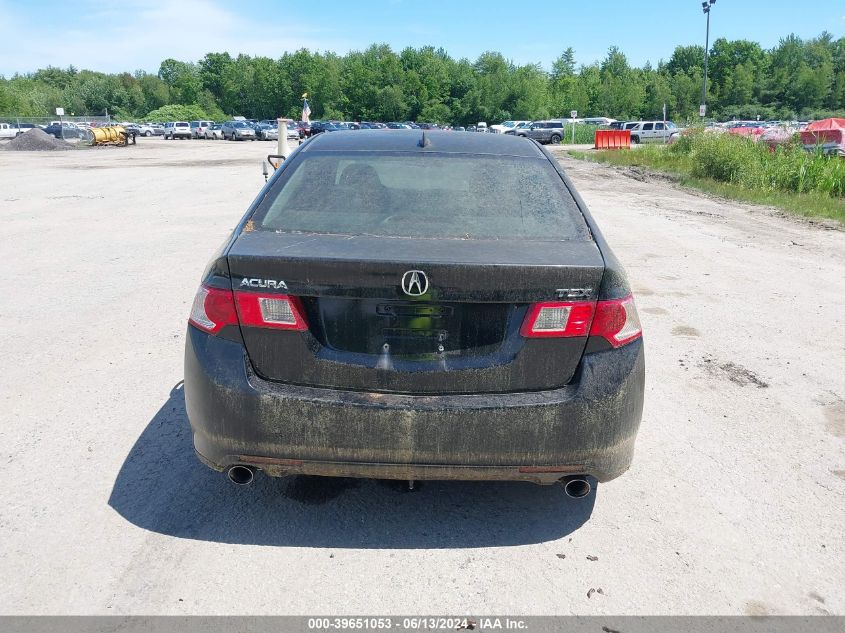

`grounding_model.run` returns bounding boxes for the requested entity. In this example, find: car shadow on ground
[108,382,596,548]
